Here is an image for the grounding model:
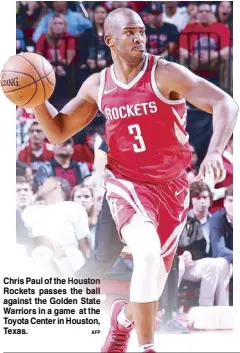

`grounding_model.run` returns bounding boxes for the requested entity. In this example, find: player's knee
[132,223,161,273]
